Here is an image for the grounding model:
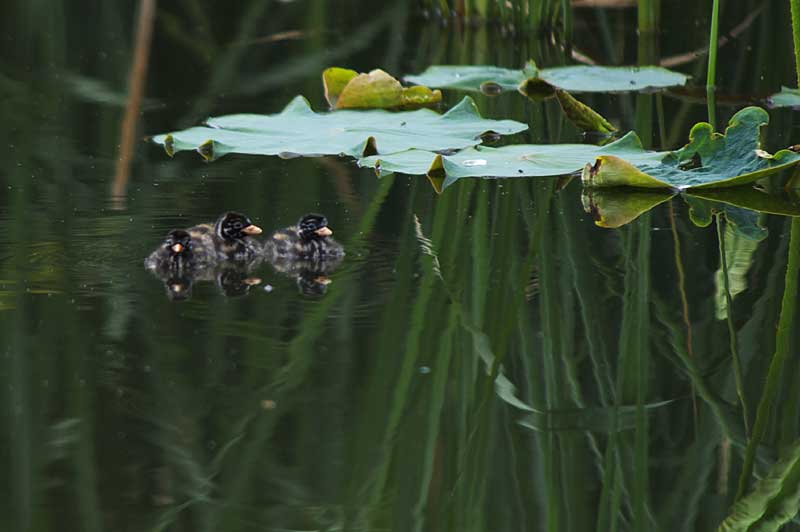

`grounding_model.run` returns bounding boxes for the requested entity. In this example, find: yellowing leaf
[324,67,441,110]
[336,69,404,109]
[322,67,358,108]
[555,89,616,133]
[581,155,671,188]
